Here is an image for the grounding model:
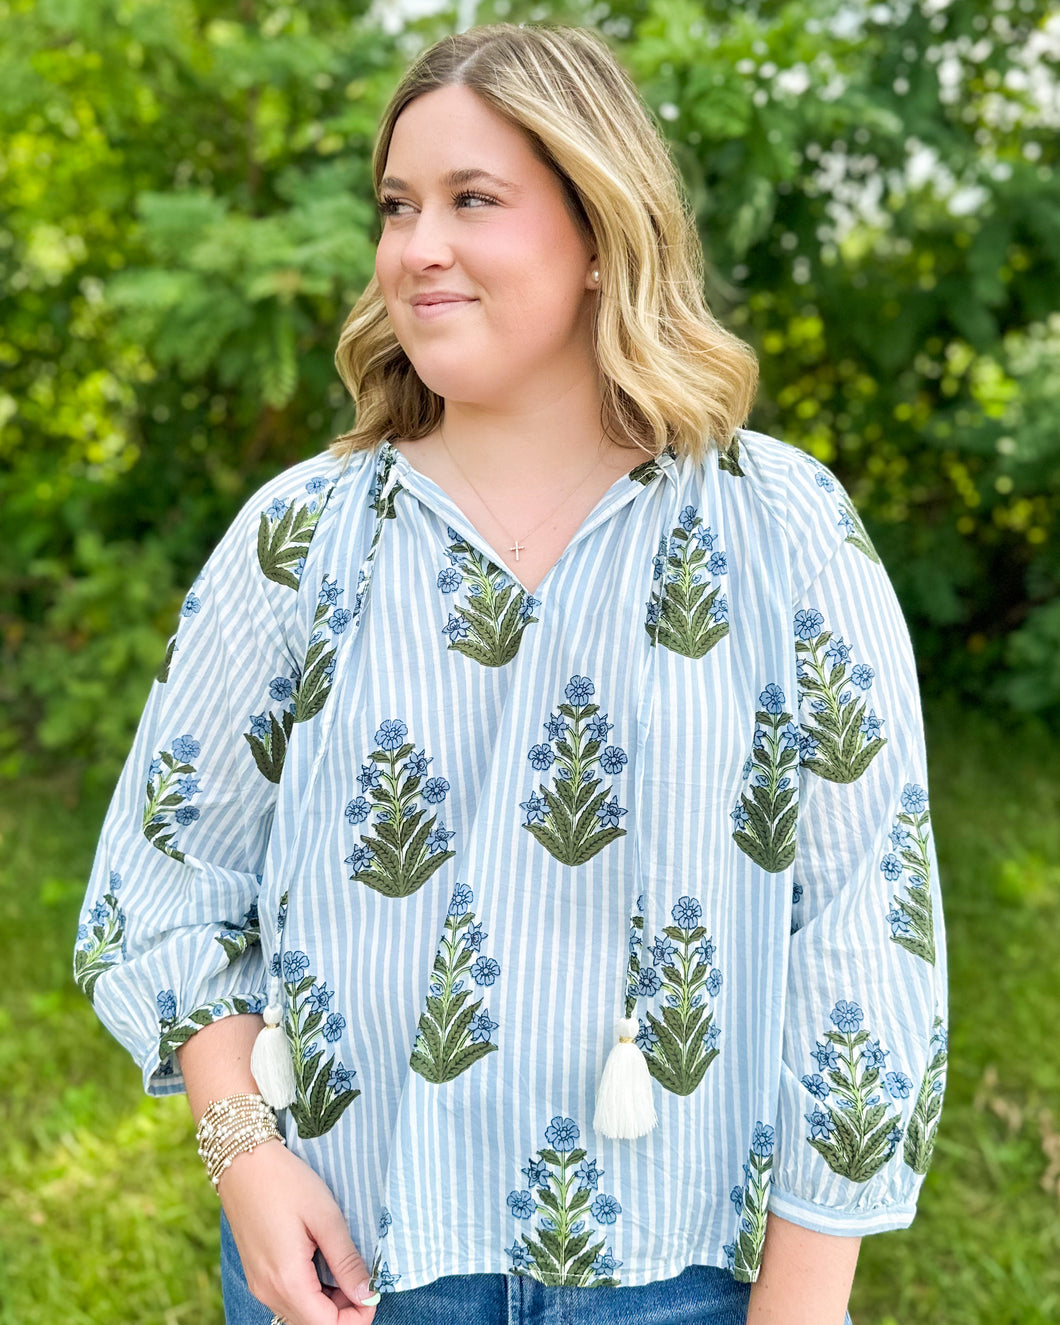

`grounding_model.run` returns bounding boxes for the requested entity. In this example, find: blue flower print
[801,1073,830,1100]
[426,822,455,854]
[327,1064,354,1092]
[850,663,875,690]
[814,469,835,492]
[730,802,749,831]
[806,1106,835,1140]
[373,1263,400,1292]
[437,567,462,592]
[697,936,716,966]
[708,550,728,576]
[462,921,486,952]
[860,710,884,740]
[247,712,269,741]
[575,1159,602,1191]
[265,498,288,520]
[305,475,329,494]
[181,592,201,617]
[758,684,785,716]
[792,882,804,905]
[830,1000,864,1033]
[269,676,295,702]
[651,936,676,966]
[590,1194,621,1225]
[306,983,333,1015]
[448,882,474,916]
[889,823,913,850]
[797,732,819,761]
[345,796,370,825]
[375,719,408,751]
[319,577,342,606]
[595,798,627,829]
[403,749,430,779]
[90,902,109,926]
[174,805,199,826]
[156,989,177,1021]
[750,1123,775,1157]
[544,1116,580,1152]
[887,905,913,936]
[441,611,472,645]
[523,1157,549,1187]
[282,950,310,981]
[885,1070,913,1099]
[507,1240,534,1270]
[520,792,547,825]
[357,762,381,792]
[586,713,612,741]
[862,1039,888,1070]
[322,1012,346,1043]
[793,608,824,642]
[824,636,851,667]
[712,594,729,623]
[520,594,539,620]
[599,746,628,775]
[344,843,374,872]
[592,1251,622,1276]
[679,504,697,532]
[469,1010,499,1044]
[528,743,554,771]
[328,608,352,634]
[881,853,902,881]
[811,1040,840,1072]
[508,1190,535,1219]
[635,1023,659,1052]
[423,777,449,804]
[706,969,723,996]
[174,775,200,798]
[730,1183,745,1213]
[636,966,662,997]
[672,896,703,928]
[901,783,929,814]
[470,956,501,986]
[171,735,201,763]
[565,675,594,705]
